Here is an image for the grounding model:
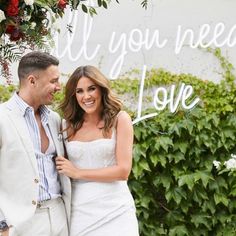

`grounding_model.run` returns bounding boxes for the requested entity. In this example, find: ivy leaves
[127,51,236,234]
[130,107,236,234]
[115,65,236,235]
